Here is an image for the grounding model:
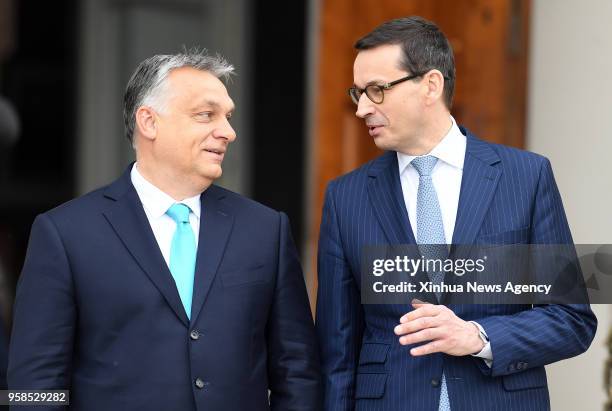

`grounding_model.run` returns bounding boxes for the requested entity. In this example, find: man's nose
[214,118,237,142]
[355,93,375,118]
